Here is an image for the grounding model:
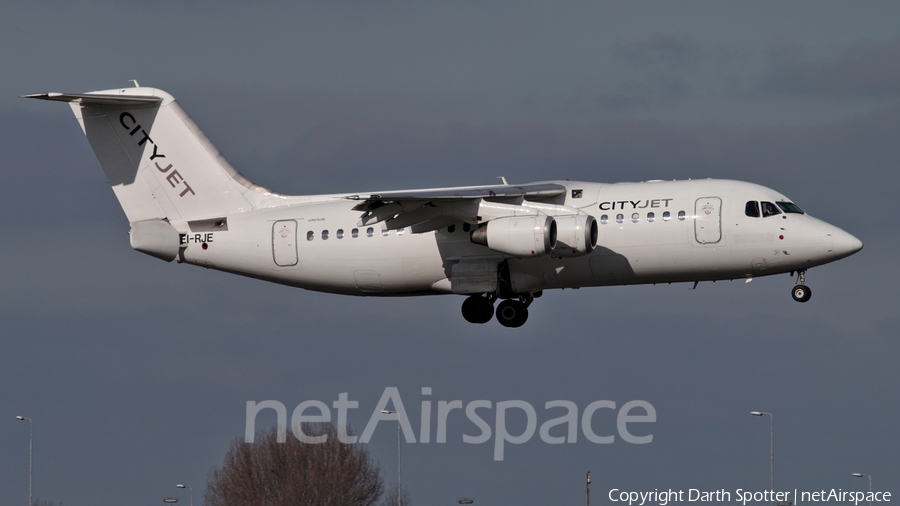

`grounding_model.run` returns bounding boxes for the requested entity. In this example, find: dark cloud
[760,38,900,98]
[2,2,898,505]
[614,35,702,72]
